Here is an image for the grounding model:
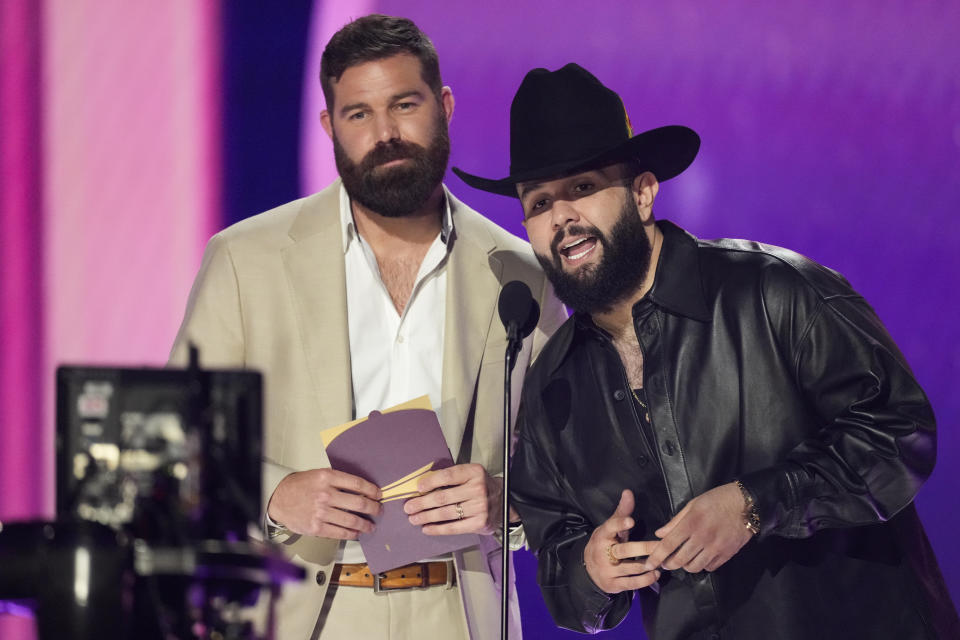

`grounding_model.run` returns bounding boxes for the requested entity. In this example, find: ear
[440,86,455,124]
[632,171,659,222]
[320,110,334,141]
